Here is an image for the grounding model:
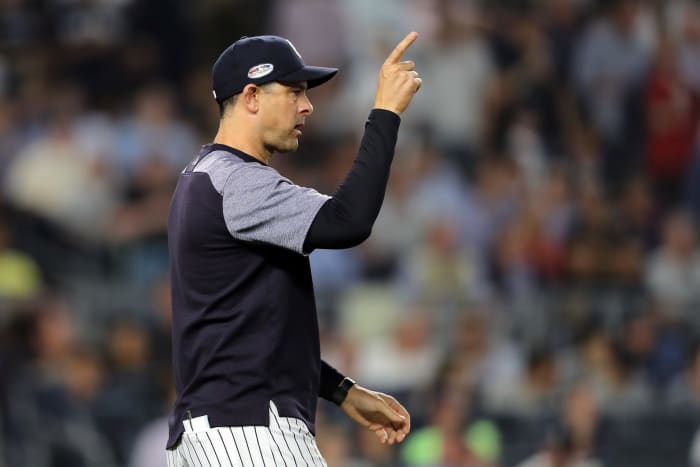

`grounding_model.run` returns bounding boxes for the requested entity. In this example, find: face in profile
[258,81,313,154]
